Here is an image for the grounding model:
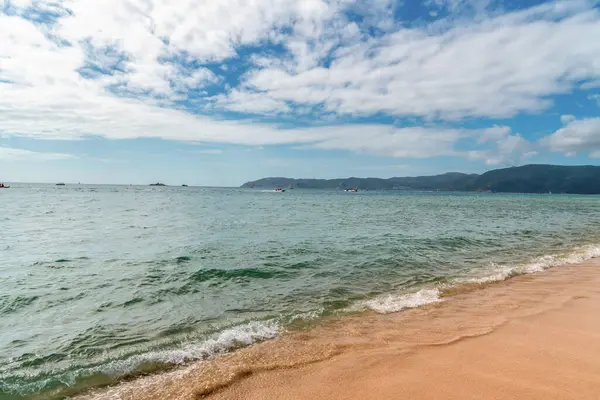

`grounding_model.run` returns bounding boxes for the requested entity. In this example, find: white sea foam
[9,320,283,392]
[287,308,324,323]
[460,244,600,285]
[351,245,600,315]
[354,289,443,314]
[105,320,281,374]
